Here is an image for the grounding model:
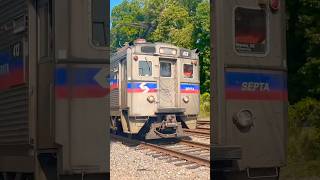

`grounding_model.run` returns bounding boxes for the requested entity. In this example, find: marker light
[147,95,155,103]
[183,96,189,103]
[133,56,138,61]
